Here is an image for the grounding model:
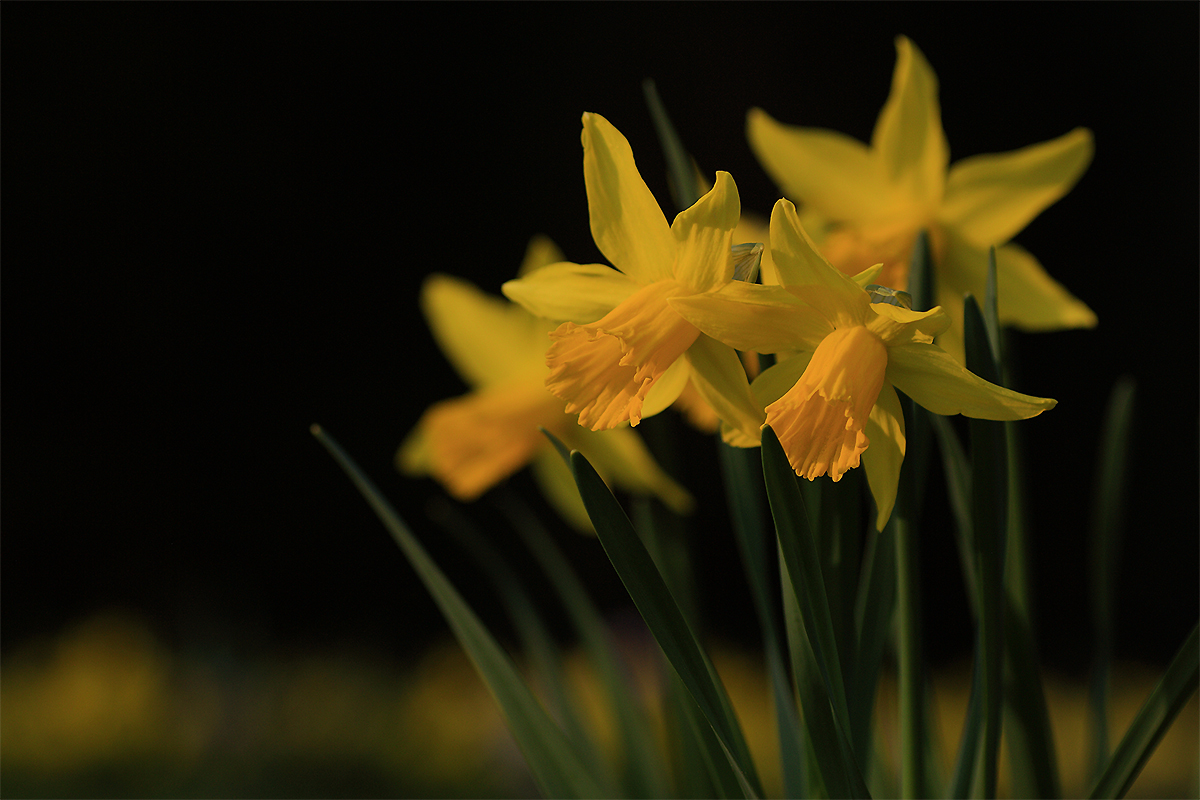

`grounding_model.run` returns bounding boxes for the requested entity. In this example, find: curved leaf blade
[569,448,764,798]
[312,425,611,799]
